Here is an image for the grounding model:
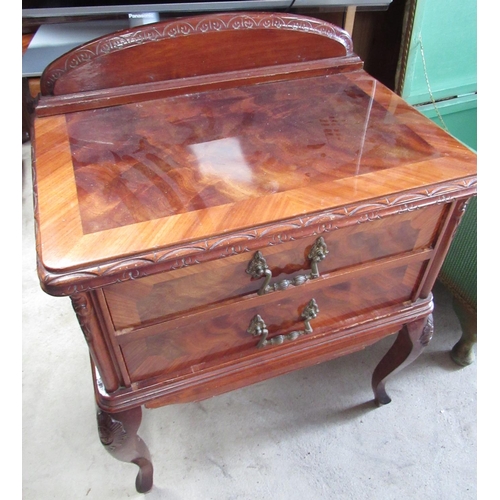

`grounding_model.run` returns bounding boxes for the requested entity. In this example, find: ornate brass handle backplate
[247,299,320,348]
[246,237,329,296]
